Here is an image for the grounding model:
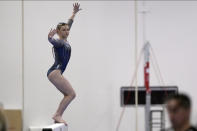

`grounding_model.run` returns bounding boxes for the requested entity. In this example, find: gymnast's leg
[47,69,76,125]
